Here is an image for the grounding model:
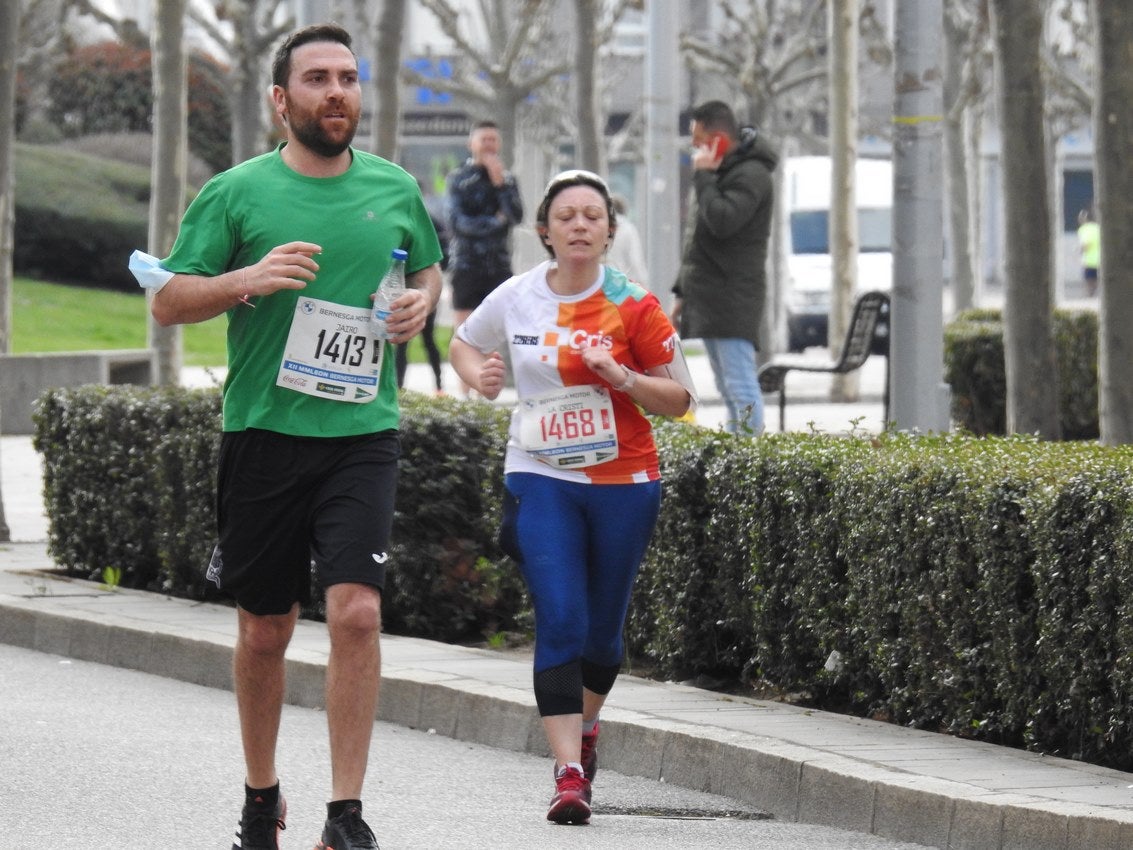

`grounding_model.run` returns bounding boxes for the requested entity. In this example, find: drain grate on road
[593,805,771,821]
